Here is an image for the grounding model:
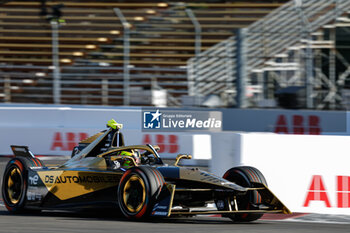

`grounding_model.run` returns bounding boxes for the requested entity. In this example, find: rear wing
[10,145,36,159]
